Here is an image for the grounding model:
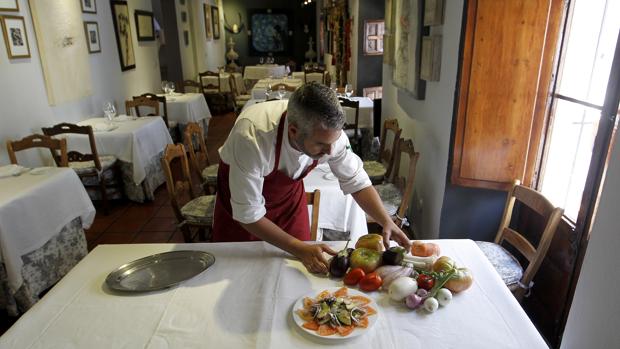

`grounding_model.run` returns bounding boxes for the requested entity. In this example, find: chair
[178,80,202,94]
[363,119,402,184]
[306,189,321,241]
[134,93,179,141]
[229,75,252,110]
[368,139,419,229]
[7,134,68,167]
[270,83,297,92]
[339,98,362,153]
[304,67,326,84]
[42,123,121,215]
[476,180,563,301]
[198,71,221,93]
[161,143,215,242]
[183,122,218,194]
[125,97,160,119]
